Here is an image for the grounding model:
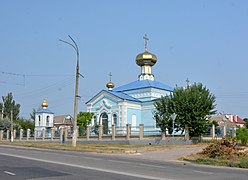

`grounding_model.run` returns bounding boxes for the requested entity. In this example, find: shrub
[236,128,248,146]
